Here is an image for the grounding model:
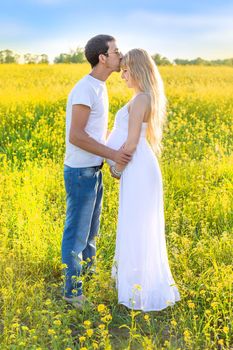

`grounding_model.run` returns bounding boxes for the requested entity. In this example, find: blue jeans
[62,164,103,297]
